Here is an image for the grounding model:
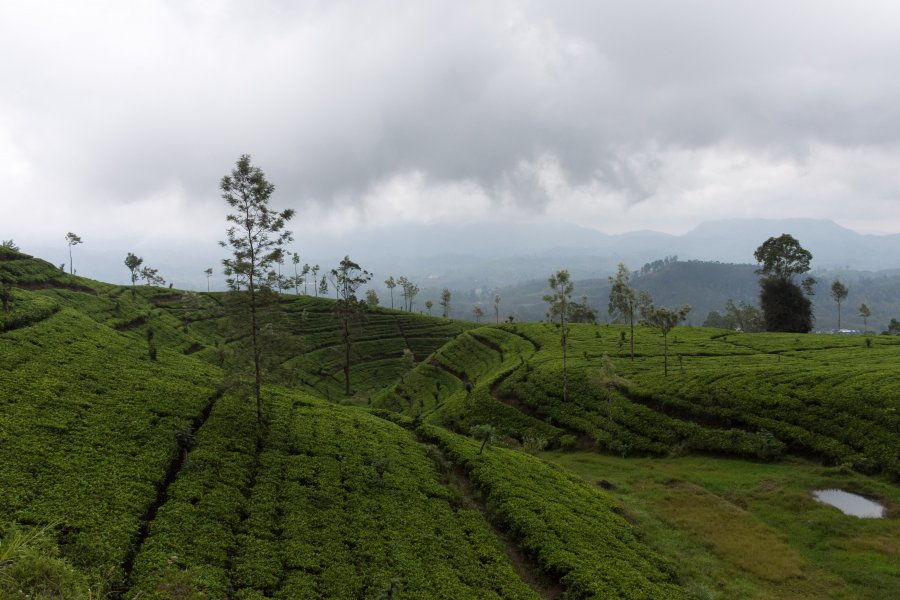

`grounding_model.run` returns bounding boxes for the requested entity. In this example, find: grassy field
[2,248,899,599]
[546,452,899,599]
